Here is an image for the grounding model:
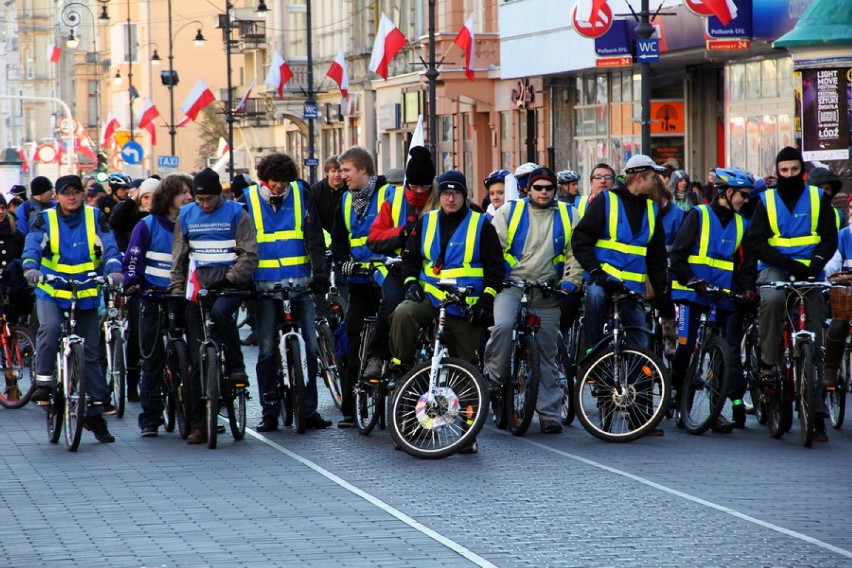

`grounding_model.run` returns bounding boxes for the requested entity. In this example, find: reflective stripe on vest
[593,191,657,291]
[503,199,572,276]
[764,187,820,249]
[181,200,242,268]
[341,184,391,285]
[37,206,100,301]
[245,184,310,278]
[141,215,174,288]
